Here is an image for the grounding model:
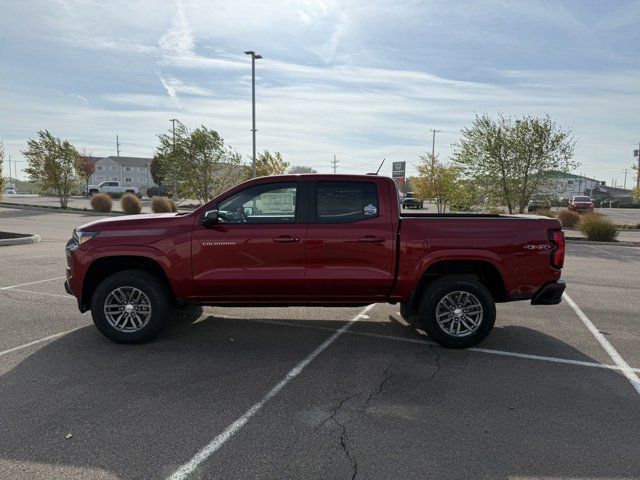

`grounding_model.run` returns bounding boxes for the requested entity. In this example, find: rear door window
[314,181,379,223]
